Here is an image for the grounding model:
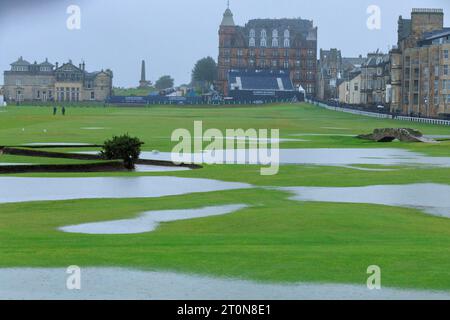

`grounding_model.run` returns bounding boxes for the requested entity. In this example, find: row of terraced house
[318,8,450,119]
